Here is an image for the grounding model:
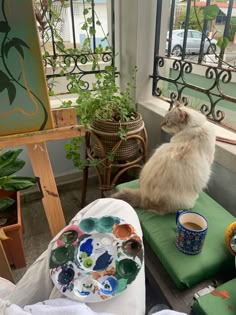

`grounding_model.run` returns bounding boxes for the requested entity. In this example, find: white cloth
[4,198,146,315]
[2,298,114,315]
[0,293,187,315]
[0,277,15,300]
